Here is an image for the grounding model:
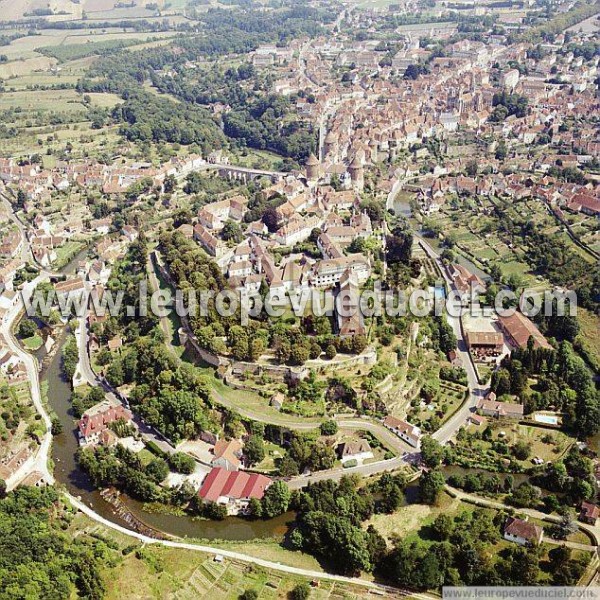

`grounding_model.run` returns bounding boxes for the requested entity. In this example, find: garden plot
[0,88,86,113]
